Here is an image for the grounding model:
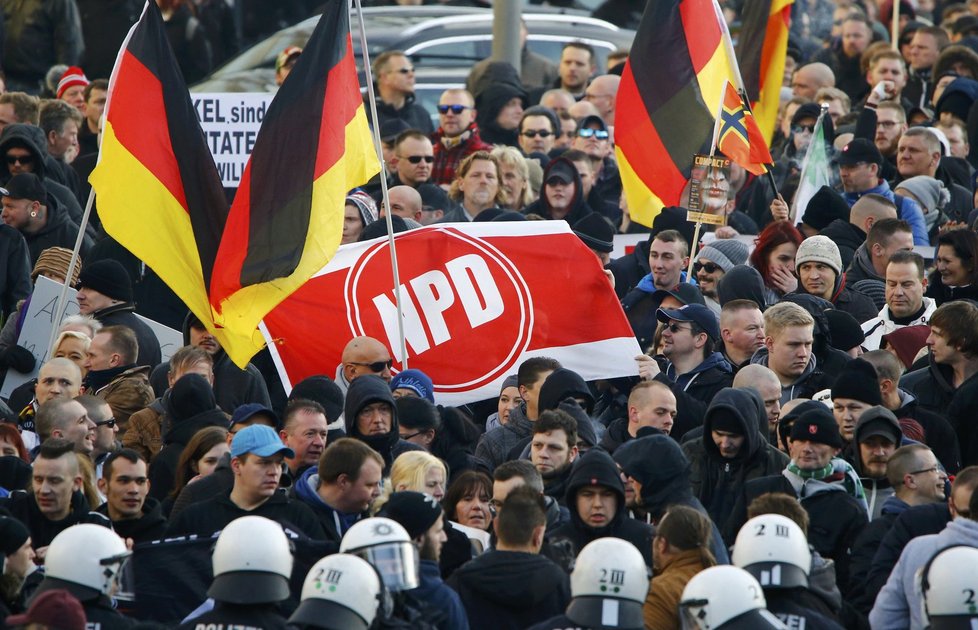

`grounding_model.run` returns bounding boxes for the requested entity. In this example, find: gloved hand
[0,345,36,373]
